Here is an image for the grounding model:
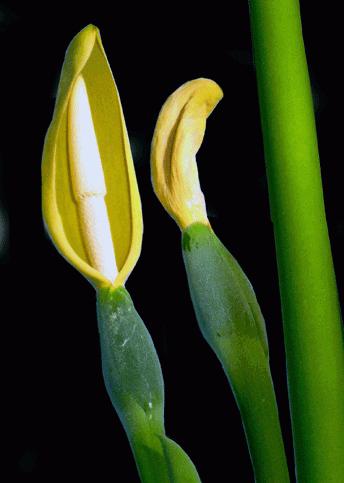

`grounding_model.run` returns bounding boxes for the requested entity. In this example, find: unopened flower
[151,78,223,230]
